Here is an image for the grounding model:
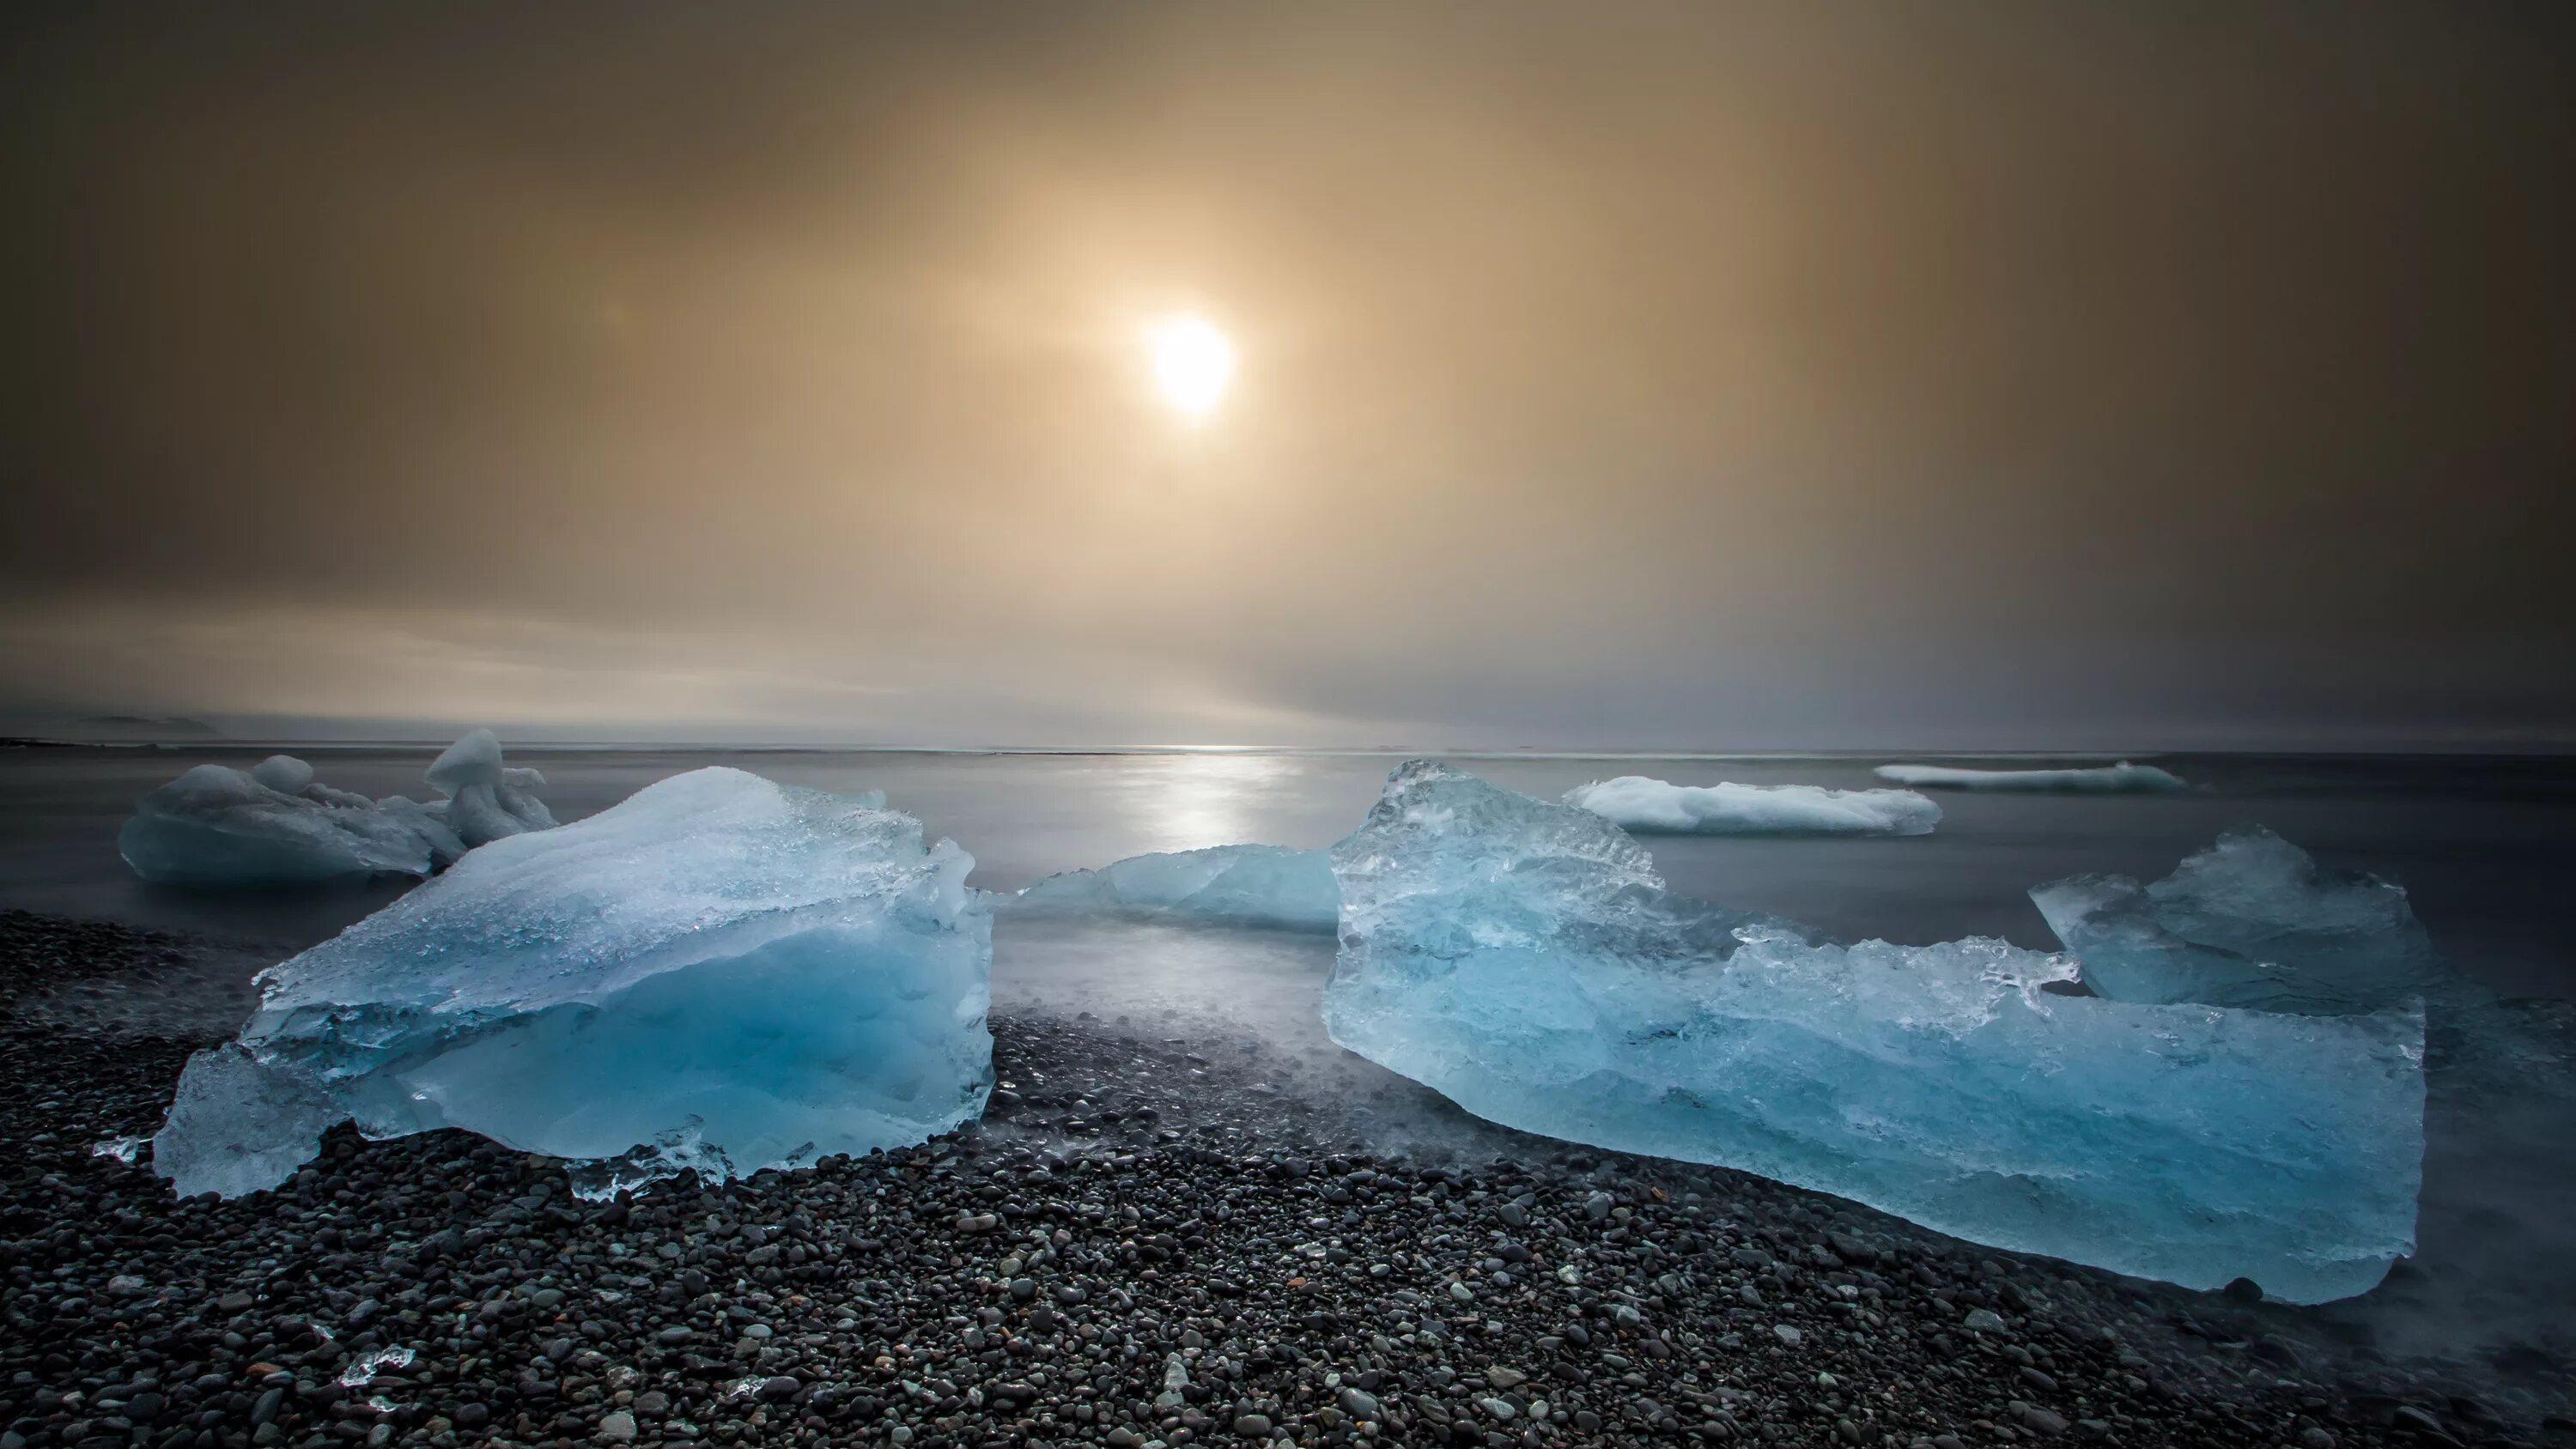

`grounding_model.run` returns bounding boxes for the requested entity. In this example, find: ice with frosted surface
[152,767,993,1198]
[1011,844,1338,932]
[1324,761,2423,1302]
[1874,761,2188,792]
[1564,775,1940,836]
[2033,826,2445,1016]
